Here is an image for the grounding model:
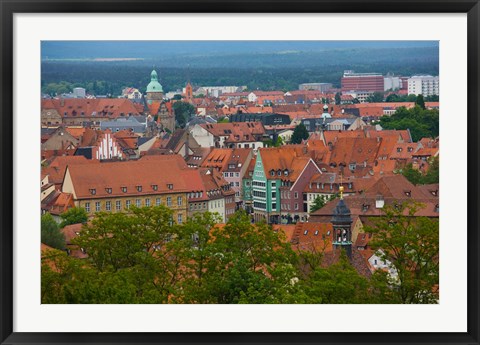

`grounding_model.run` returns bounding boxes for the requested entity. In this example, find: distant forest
[41,47,439,96]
